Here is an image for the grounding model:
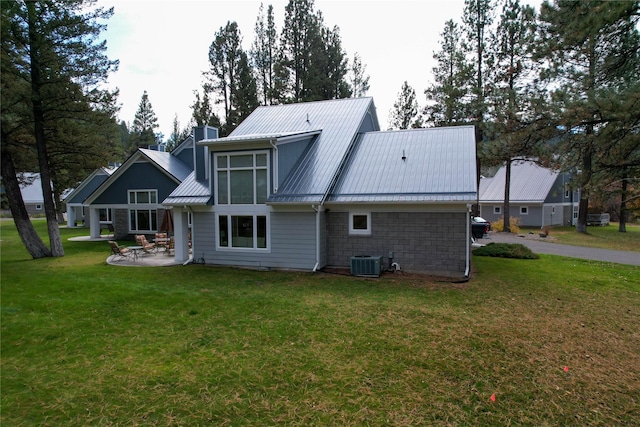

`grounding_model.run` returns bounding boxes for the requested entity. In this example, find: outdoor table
[127,245,144,261]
